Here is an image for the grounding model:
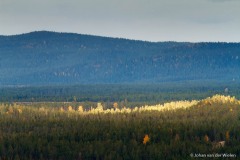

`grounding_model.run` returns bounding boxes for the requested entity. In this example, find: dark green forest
[1,83,240,105]
[0,95,239,159]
